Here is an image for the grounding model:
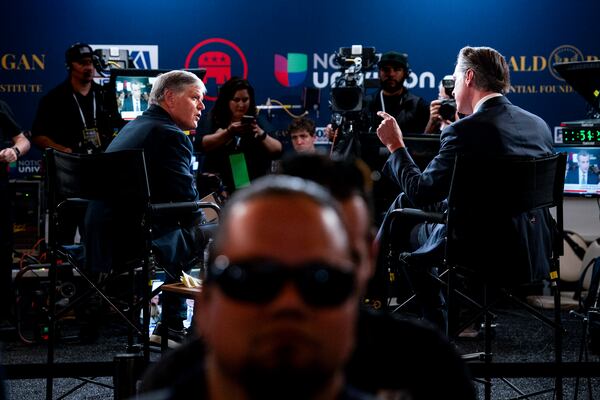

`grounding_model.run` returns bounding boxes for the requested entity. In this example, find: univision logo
[274,53,307,87]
